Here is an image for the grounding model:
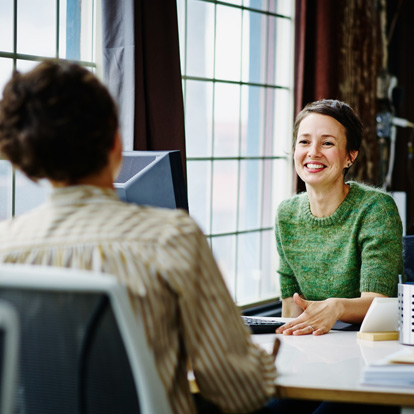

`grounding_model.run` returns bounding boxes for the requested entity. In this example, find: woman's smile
[304,162,326,172]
